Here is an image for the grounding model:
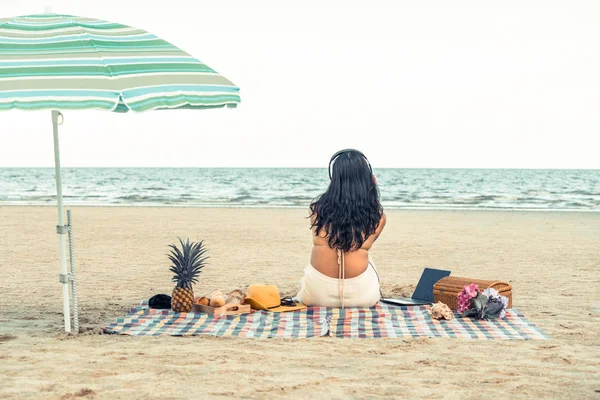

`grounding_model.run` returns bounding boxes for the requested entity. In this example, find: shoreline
[1,203,599,213]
